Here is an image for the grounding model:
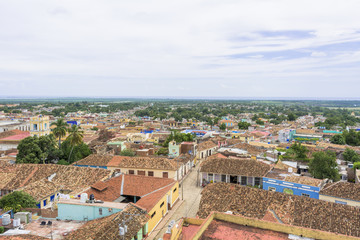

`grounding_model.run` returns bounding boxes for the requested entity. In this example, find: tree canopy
[0,191,37,212]
[119,149,135,156]
[342,148,360,163]
[17,132,90,165]
[238,122,251,130]
[51,118,68,148]
[16,135,58,164]
[309,151,340,181]
[163,132,194,147]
